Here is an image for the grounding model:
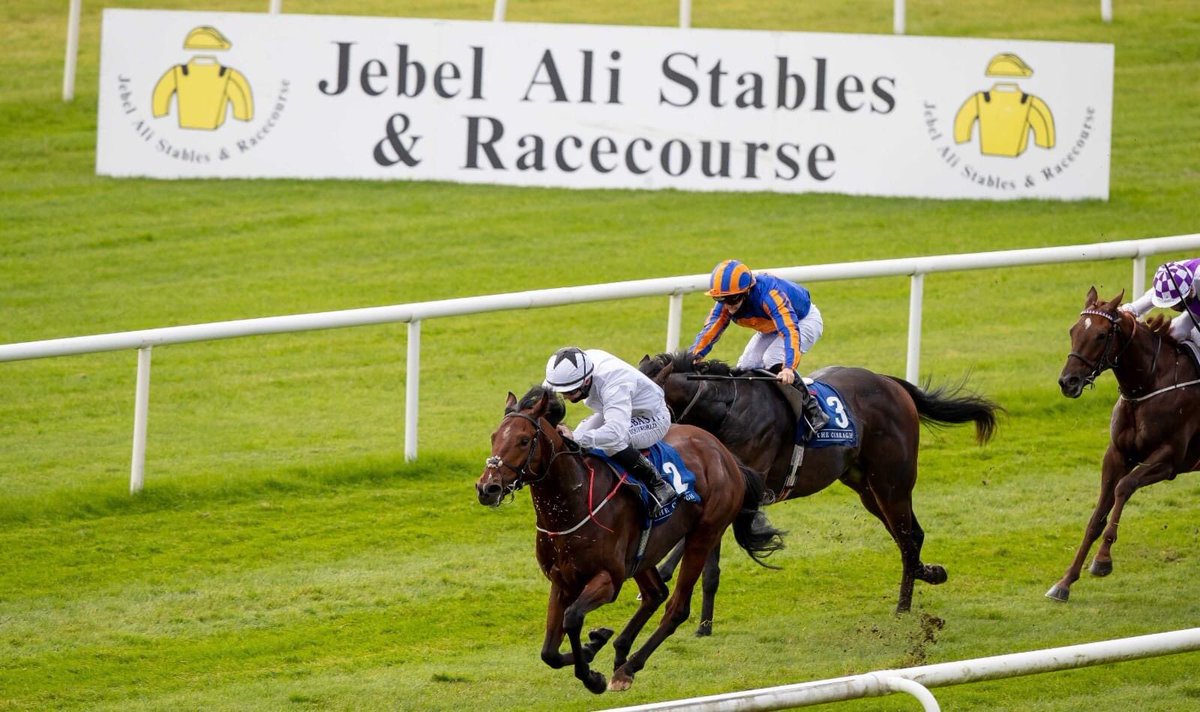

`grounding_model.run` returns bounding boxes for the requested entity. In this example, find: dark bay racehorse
[476,386,784,694]
[1047,287,1200,602]
[640,353,1000,621]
